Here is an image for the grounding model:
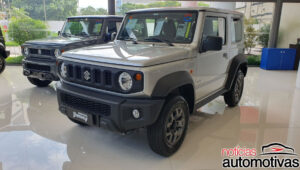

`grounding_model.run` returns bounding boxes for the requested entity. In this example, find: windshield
[61,18,103,37]
[117,11,198,44]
